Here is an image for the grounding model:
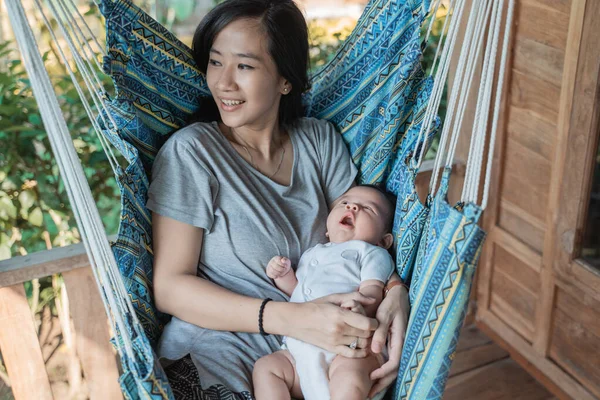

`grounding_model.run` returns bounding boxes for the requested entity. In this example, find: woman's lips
[219,99,245,112]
